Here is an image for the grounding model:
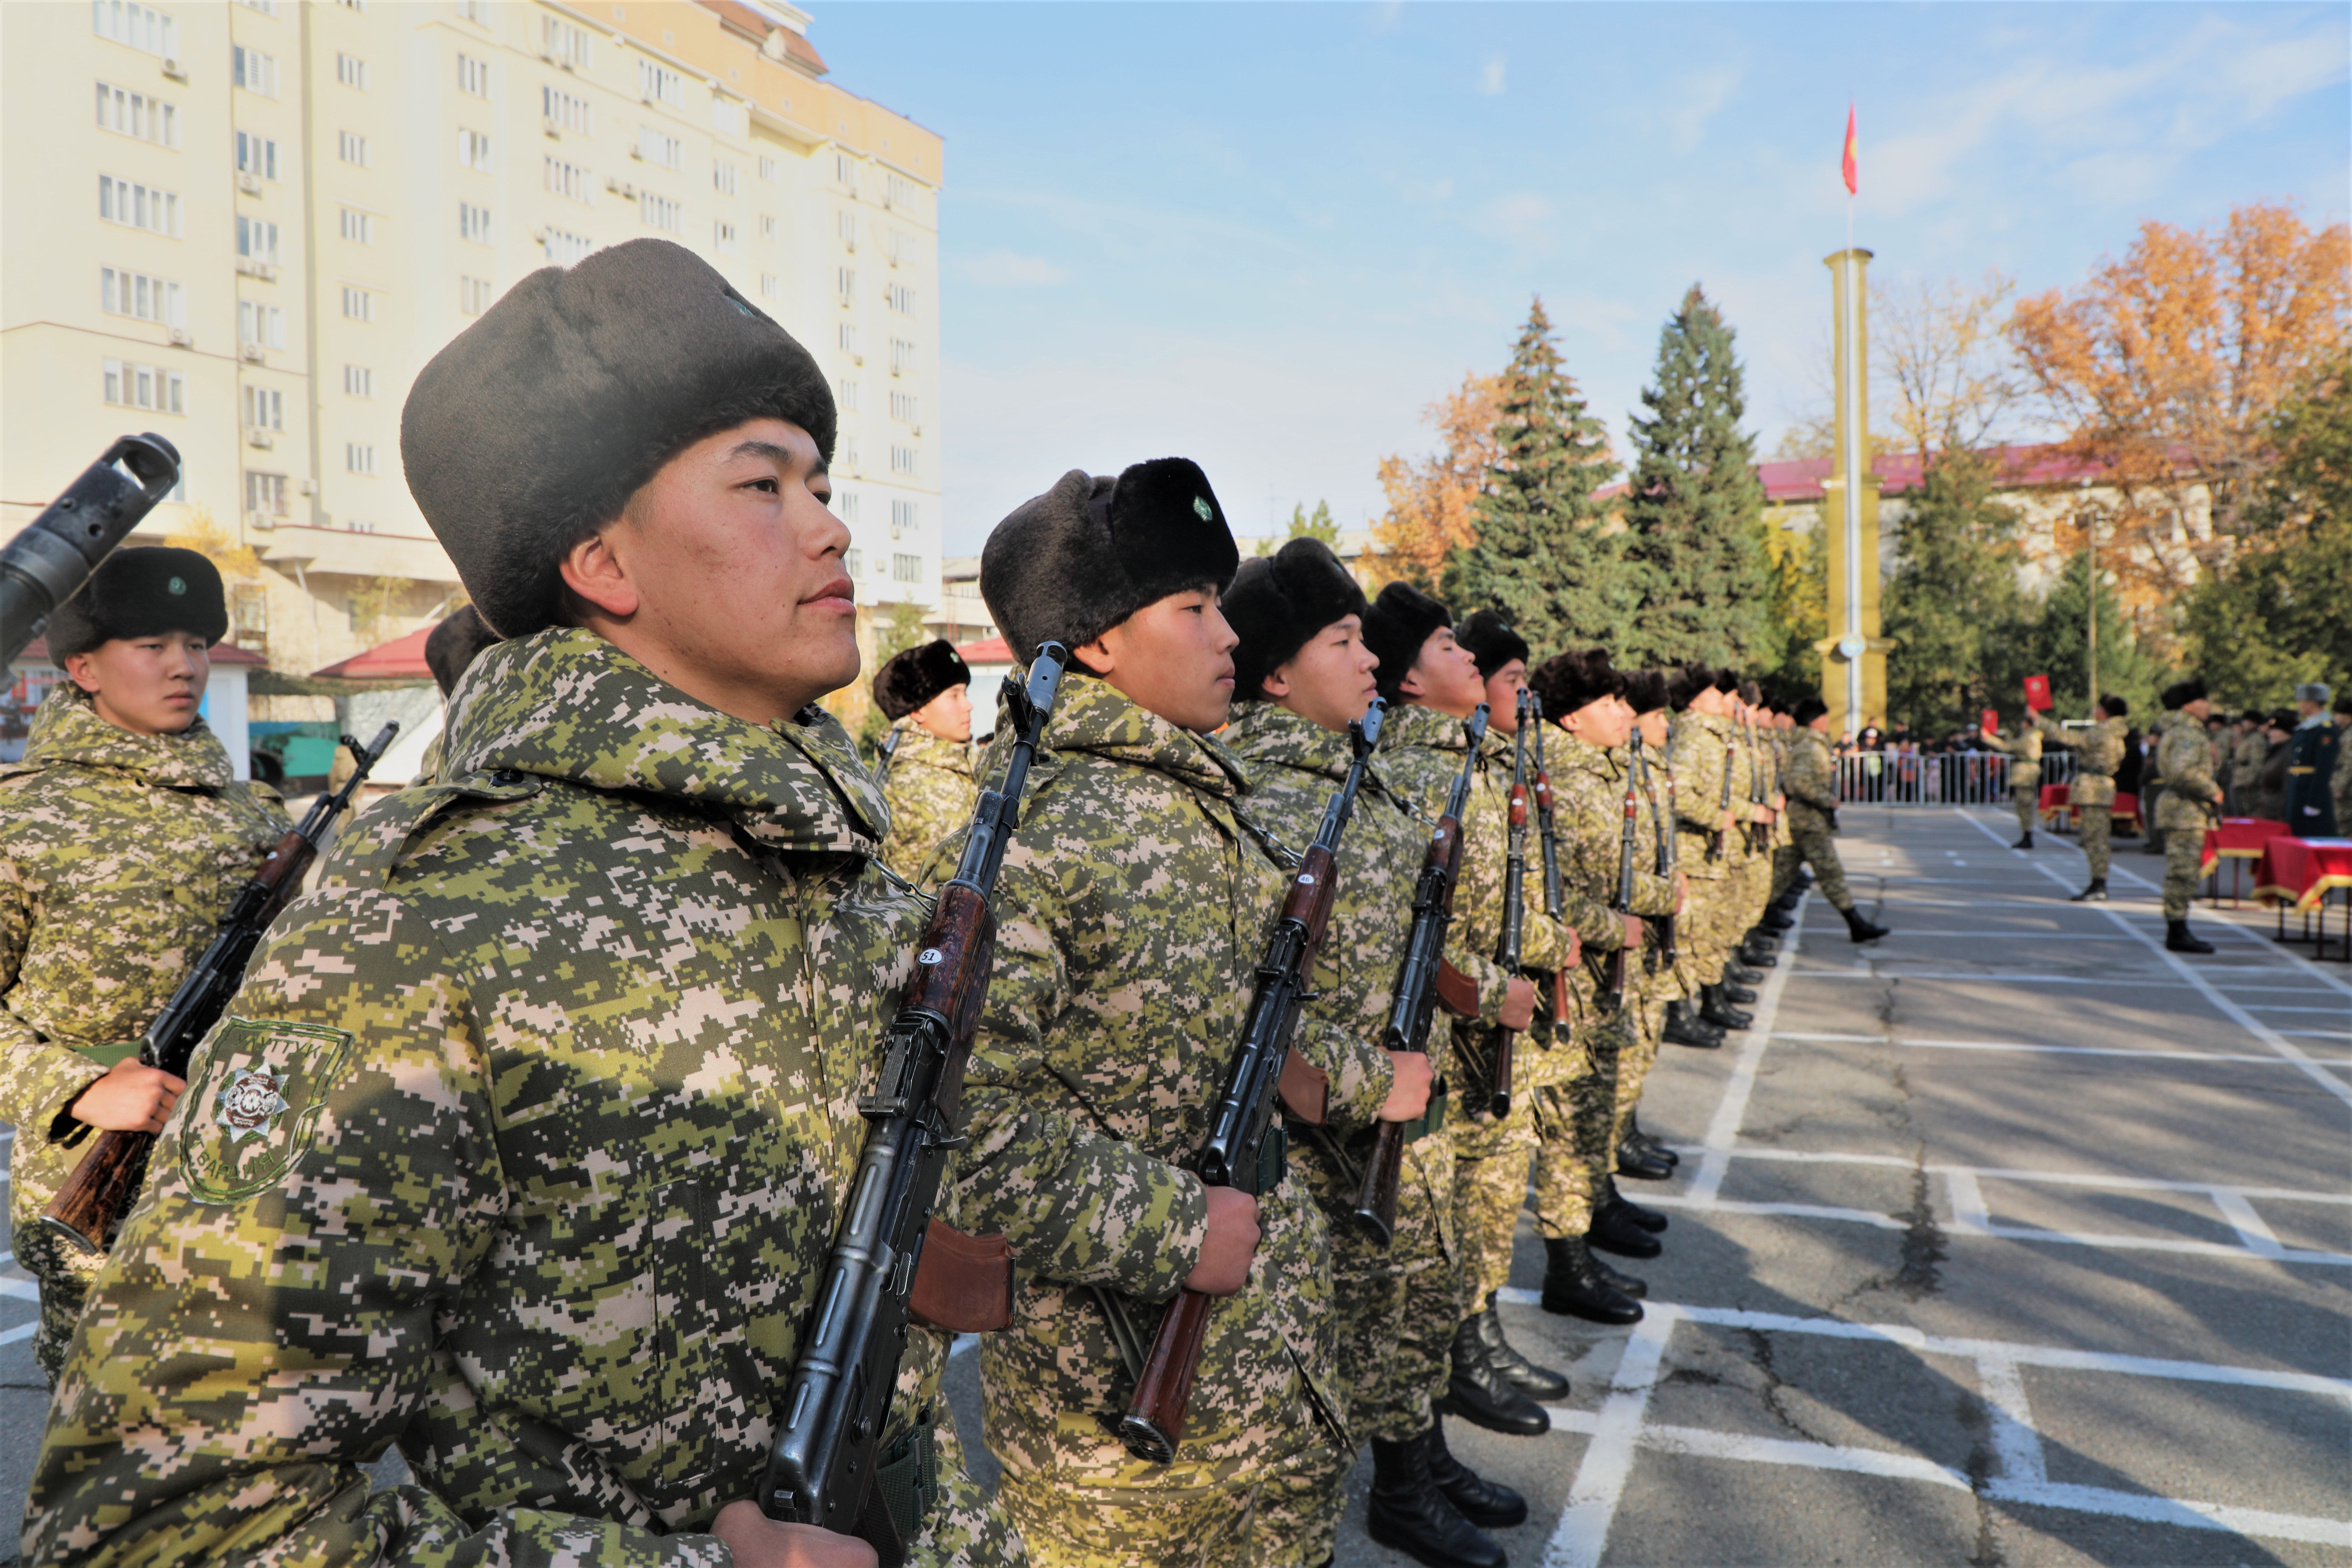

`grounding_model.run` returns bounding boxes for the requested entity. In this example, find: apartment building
[2,0,943,699]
